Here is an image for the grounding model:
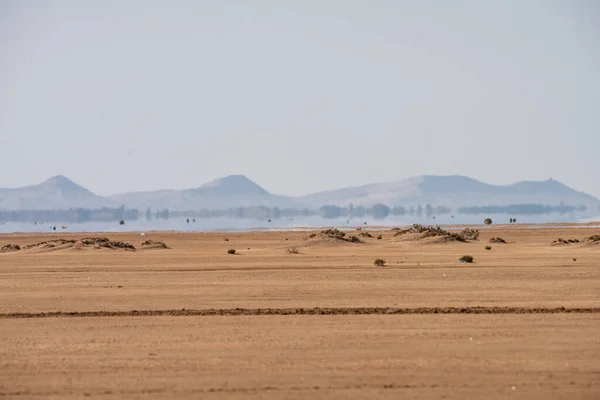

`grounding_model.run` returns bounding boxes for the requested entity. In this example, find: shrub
[393,224,479,242]
[321,228,346,238]
[485,245,492,250]
[460,228,480,241]
[141,240,168,248]
[309,233,317,238]
[489,237,506,243]
[119,220,125,225]
[227,248,236,255]
[585,235,600,243]
[484,218,492,225]
[348,235,361,243]
[377,234,383,240]
[373,258,386,266]
[459,255,474,263]
[359,232,373,238]
[286,246,299,254]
